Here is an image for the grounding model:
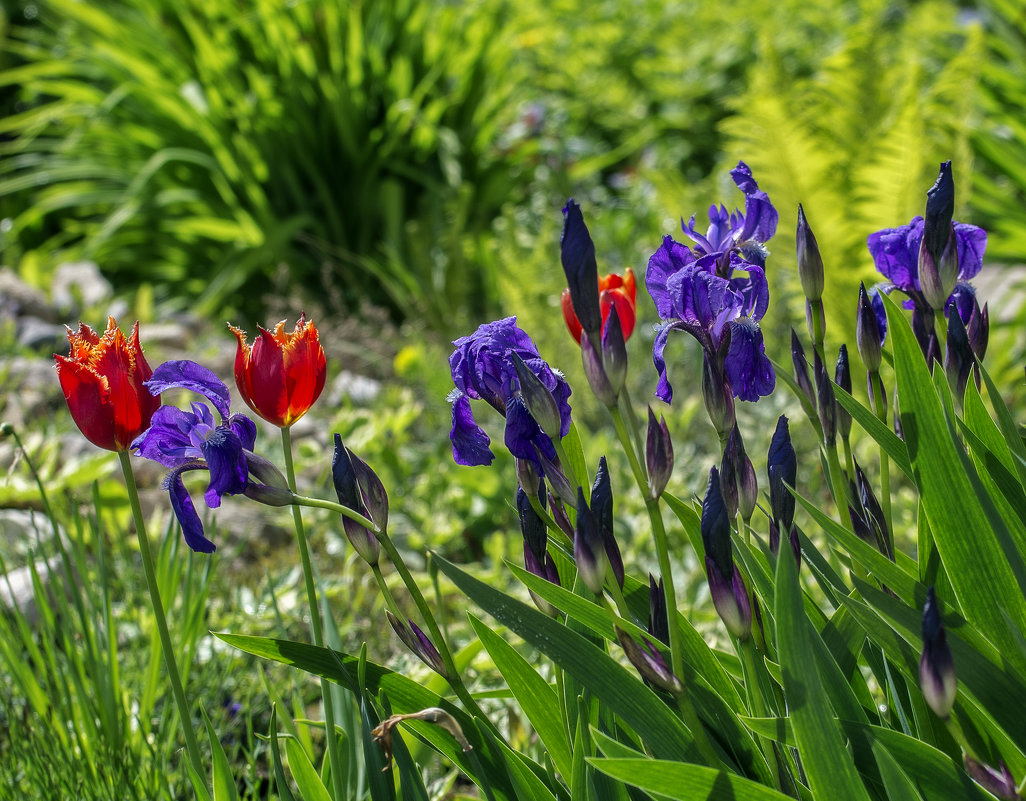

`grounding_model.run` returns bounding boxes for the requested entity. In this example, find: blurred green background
[2,0,1024,341]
